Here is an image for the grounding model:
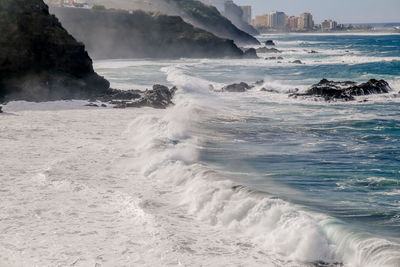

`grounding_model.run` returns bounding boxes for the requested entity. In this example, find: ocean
[1,33,400,266]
